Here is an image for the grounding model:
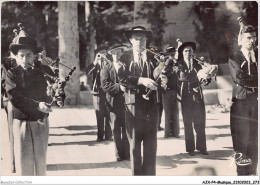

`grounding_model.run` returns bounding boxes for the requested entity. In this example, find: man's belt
[178,81,200,91]
[245,86,258,93]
